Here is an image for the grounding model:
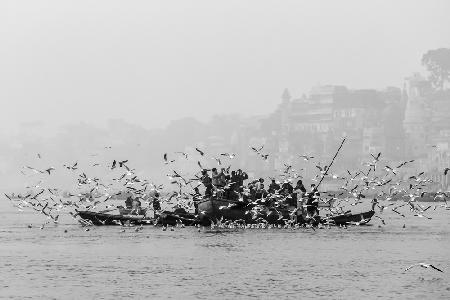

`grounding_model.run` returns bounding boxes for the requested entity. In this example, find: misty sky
[1,0,449,135]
